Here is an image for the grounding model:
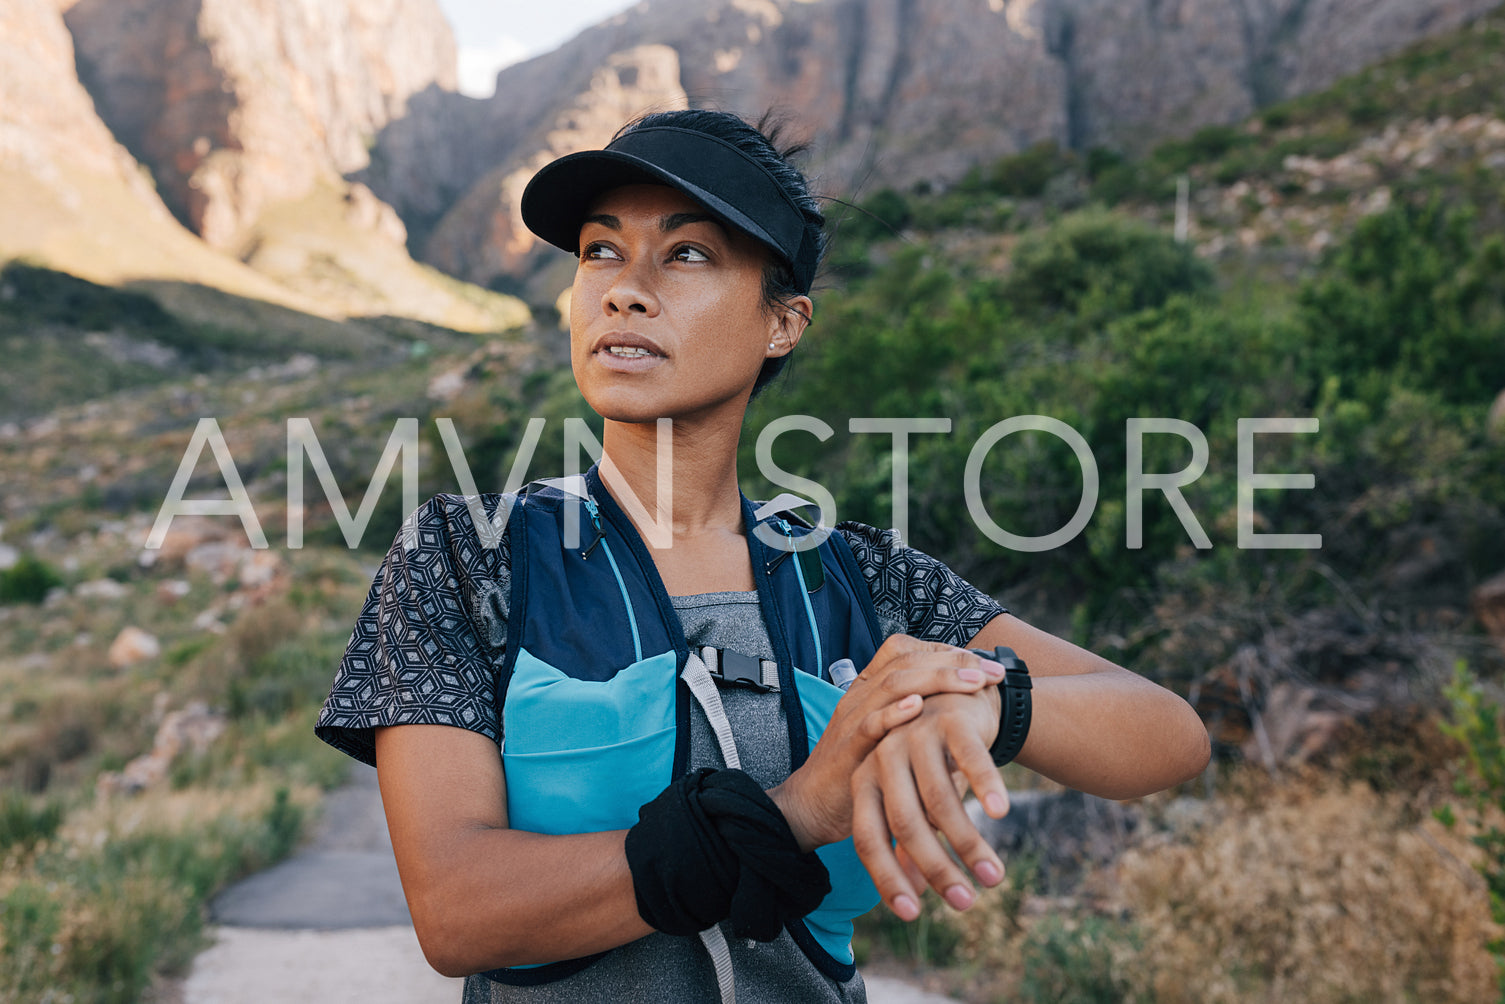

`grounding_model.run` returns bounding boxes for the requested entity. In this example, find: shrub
[0,790,312,1003]
[0,790,64,853]
[983,141,1076,199]
[0,554,62,605]
[1438,663,1505,989]
[1017,915,1141,1004]
[1001,209,1215,325]
[1119,782,1499,1003]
